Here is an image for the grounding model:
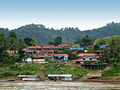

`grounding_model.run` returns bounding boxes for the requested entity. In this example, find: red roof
[94,56,100,58]
[7,50,15,54]
[27,46,41,49]
[42,45,55,47]
[39,50,54,54]
[54,54,68,57]
[78,53,96,57]
[58,44,71,47]
[23,48,28,51]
